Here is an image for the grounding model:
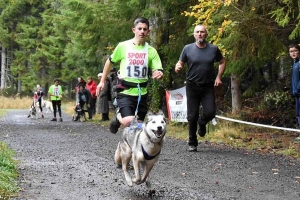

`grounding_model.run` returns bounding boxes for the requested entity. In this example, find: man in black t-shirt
[175,25,226,152]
